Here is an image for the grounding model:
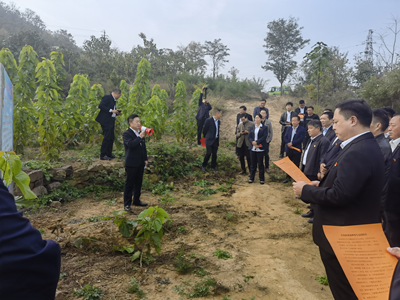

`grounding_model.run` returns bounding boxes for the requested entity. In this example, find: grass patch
[213,249,232,260]
[316,275,329,286]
